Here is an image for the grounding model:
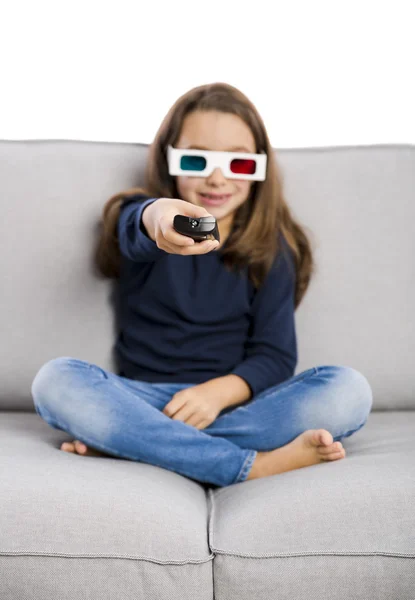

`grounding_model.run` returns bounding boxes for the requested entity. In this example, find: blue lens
[180,155,207,171]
